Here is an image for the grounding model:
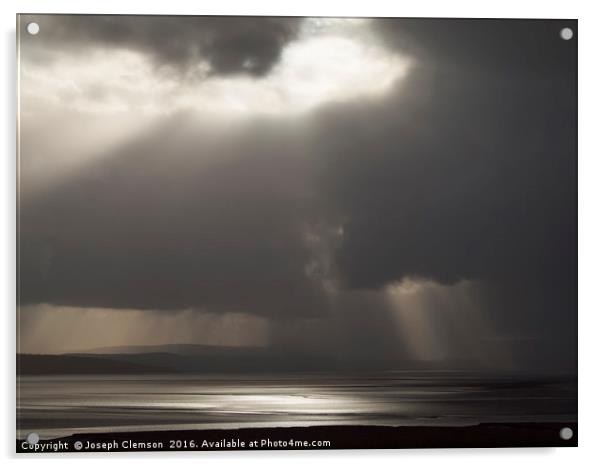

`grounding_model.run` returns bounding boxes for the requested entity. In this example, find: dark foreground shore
[17,422,577,452]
